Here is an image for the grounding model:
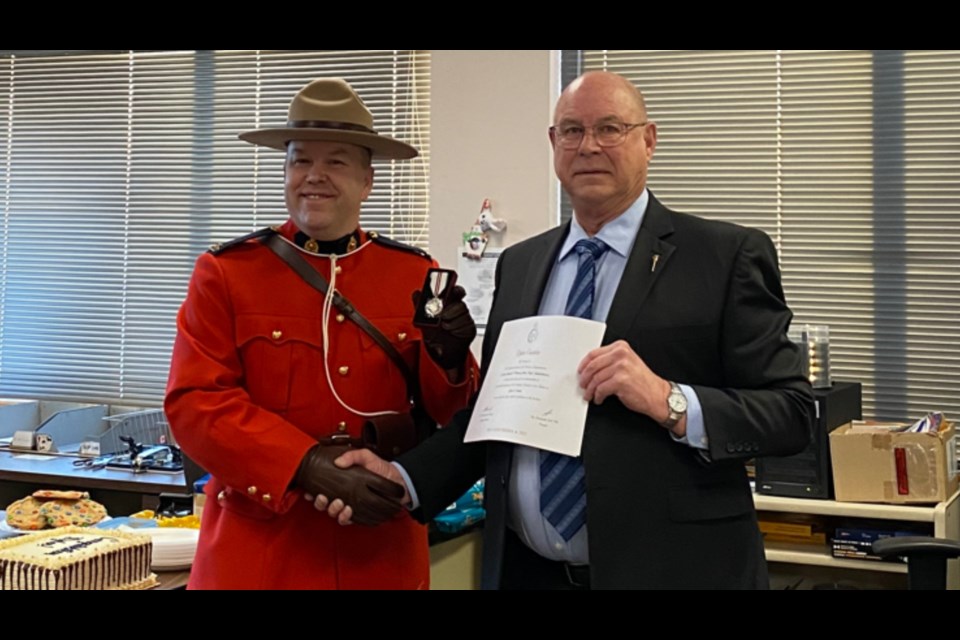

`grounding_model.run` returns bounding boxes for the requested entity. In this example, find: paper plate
[135,527,200,570]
